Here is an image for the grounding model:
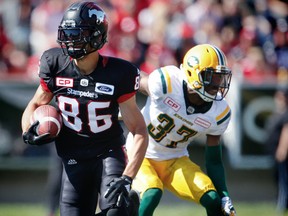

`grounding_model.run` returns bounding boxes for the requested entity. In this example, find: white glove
[221,197,236,216]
